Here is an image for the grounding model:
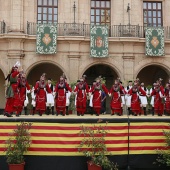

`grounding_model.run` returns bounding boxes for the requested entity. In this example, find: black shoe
[5,112,13,117]
[95,114,99,116]
[16,114,19,117]
[81,113,84,116]
[39,113,42,116]
[134,114,137,116]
